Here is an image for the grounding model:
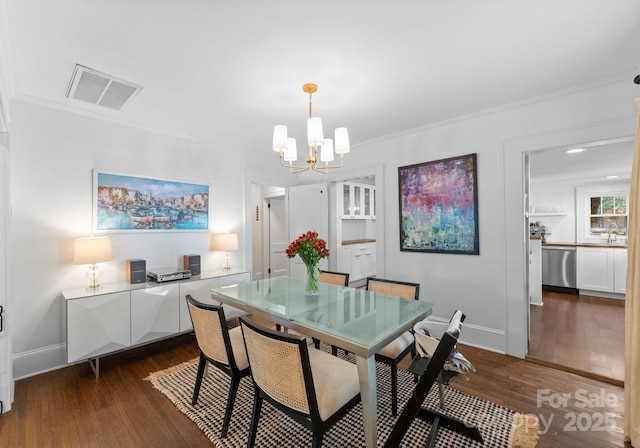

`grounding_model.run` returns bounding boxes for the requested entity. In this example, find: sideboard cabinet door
[67,291,131,363]
[131,284,180,345]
